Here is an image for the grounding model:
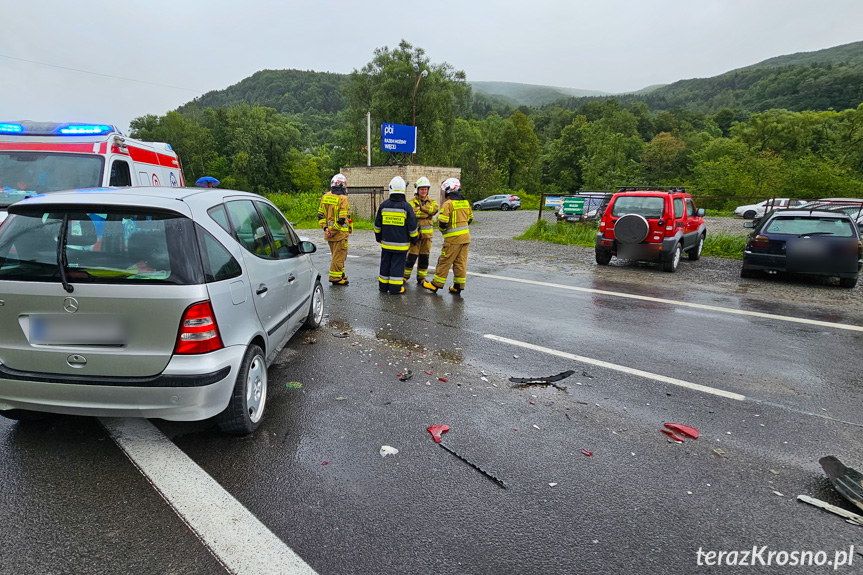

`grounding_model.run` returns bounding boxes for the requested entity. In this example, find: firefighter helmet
[330,173,347,193]
[388,176,407,197]
[441,177,461,197]
[415,176,431,190]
